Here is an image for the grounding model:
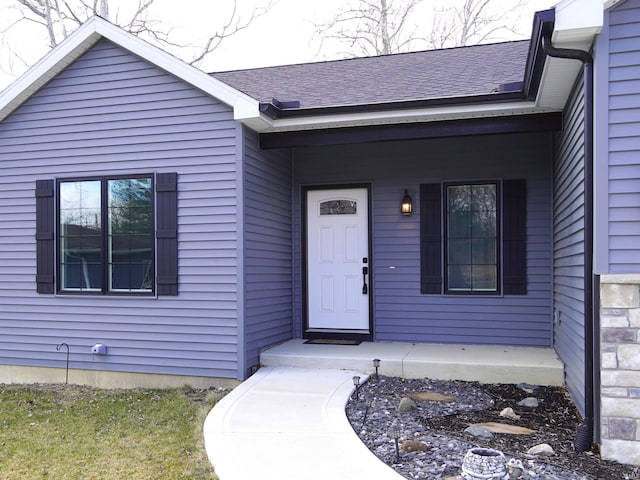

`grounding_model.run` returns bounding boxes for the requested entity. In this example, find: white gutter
[258,101,554,133]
